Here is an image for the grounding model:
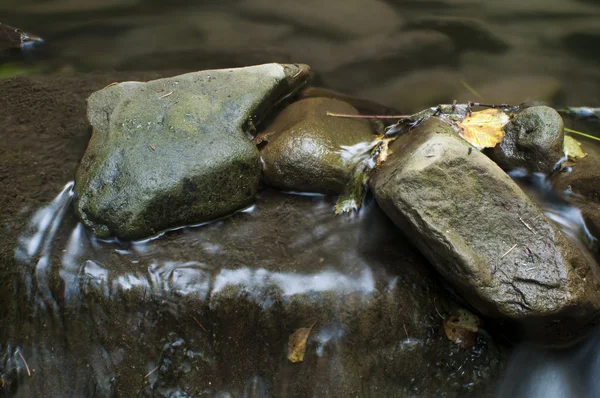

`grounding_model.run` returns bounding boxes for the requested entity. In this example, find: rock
[491,106,565,174]
[563,27,600,64]
[553,137,600,203]
[552,137,600,247]
[259,98,374,194]
[454,75,564,106]
[74,63,311,240]
[358,69,462,113]
[370,117,600,344]
[406,16,509,53]
[238,0,402,38]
